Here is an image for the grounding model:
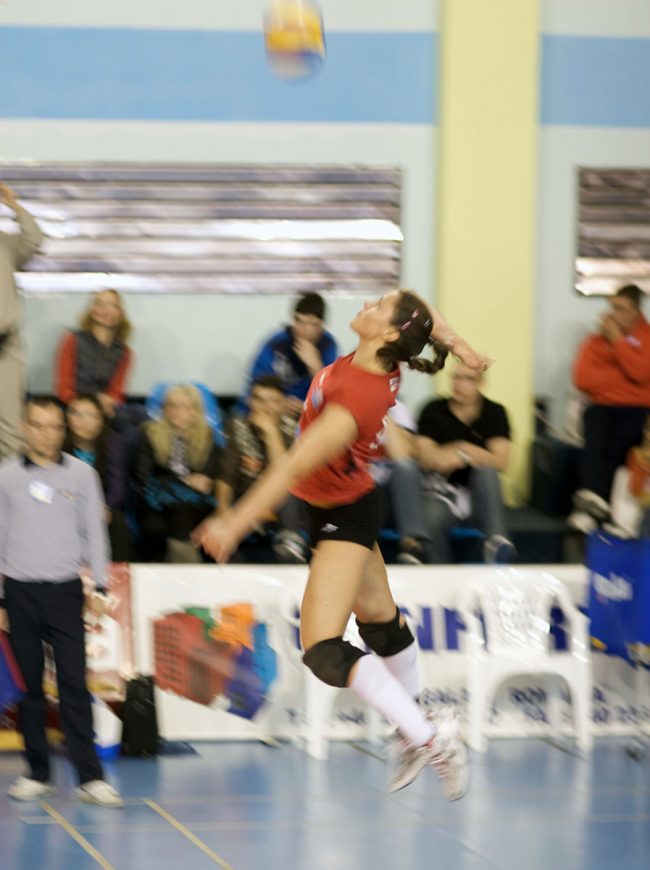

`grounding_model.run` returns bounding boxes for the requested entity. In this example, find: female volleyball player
[194,290,487,798]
